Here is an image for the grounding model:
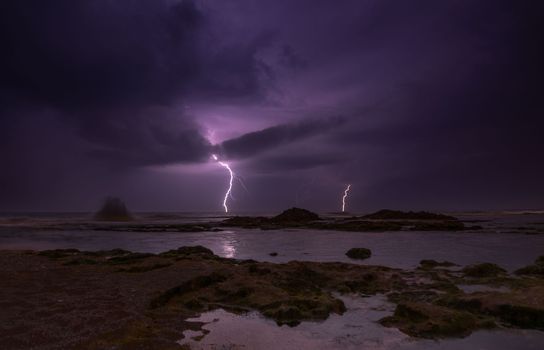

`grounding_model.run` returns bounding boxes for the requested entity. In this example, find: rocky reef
[223,208,476,232]
[1,247,543,348]
[222,207,321,229]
